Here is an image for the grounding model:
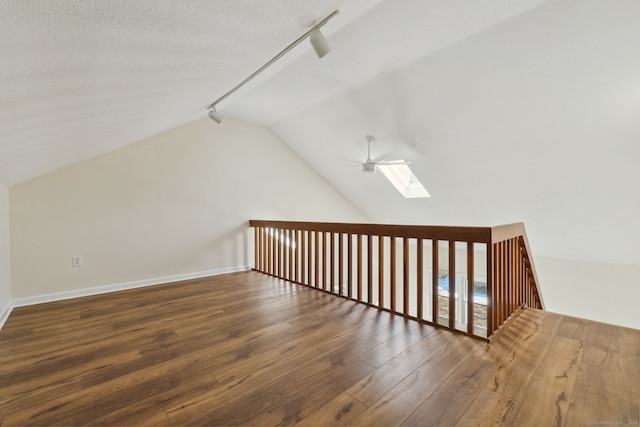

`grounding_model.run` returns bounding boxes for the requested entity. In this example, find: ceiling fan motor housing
[362,163,376,173]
